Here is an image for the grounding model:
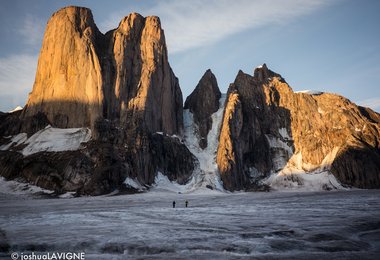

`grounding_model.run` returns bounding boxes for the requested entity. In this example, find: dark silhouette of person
[173,201,176,208]
[185,200,188,208]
